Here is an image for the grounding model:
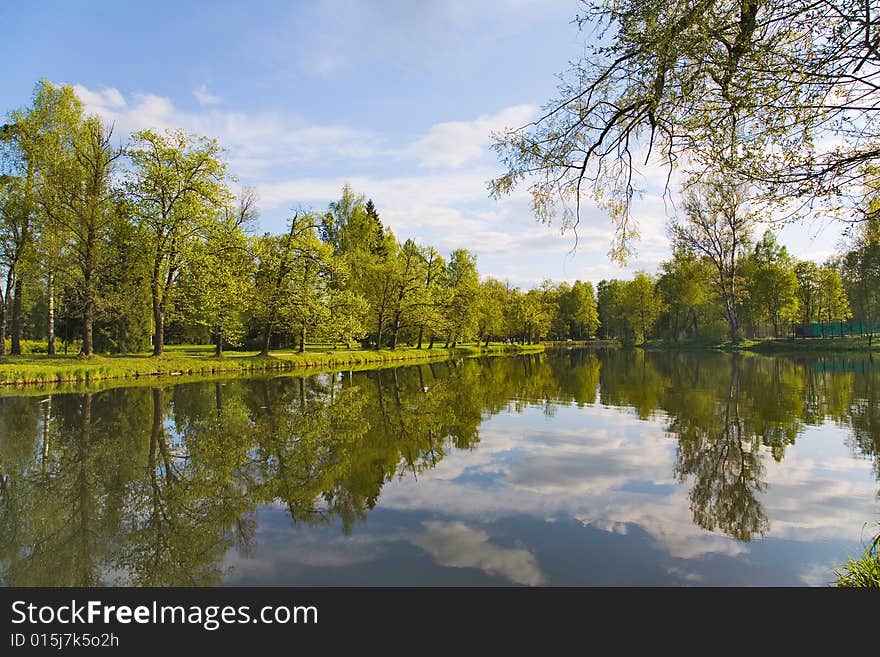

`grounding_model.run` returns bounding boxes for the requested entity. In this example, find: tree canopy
[490,0,880,259]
